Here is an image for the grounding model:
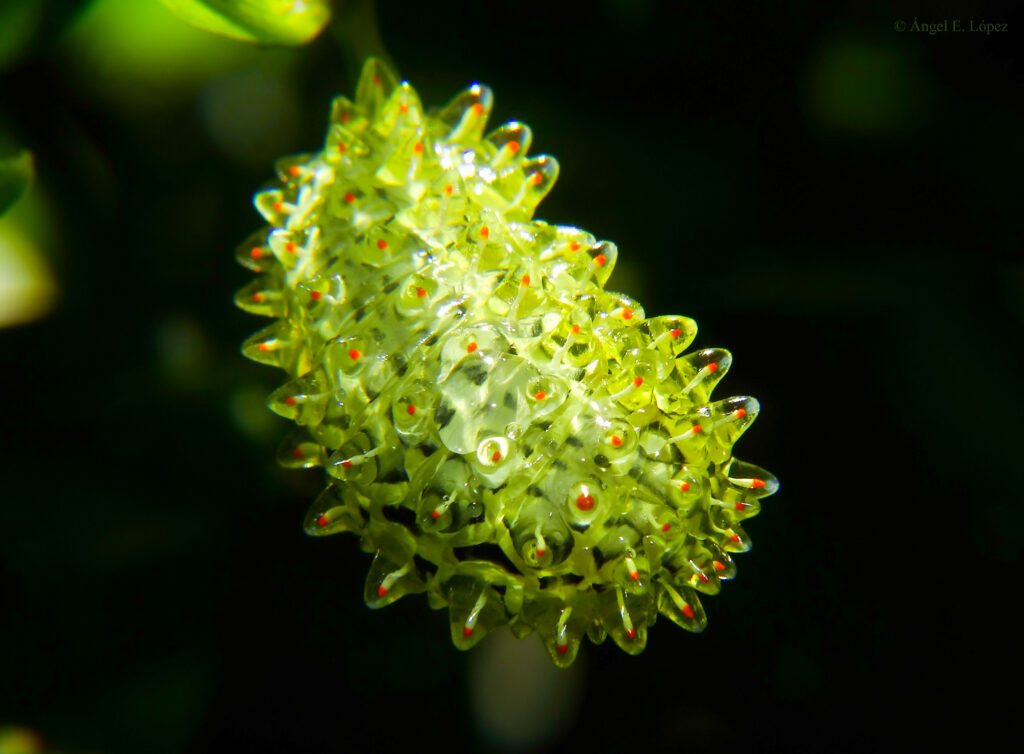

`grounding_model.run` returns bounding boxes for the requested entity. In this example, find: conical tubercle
[462,590,488,637]
[377,562,412,597]
[556,606,573,655]
[617,587,636,640]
